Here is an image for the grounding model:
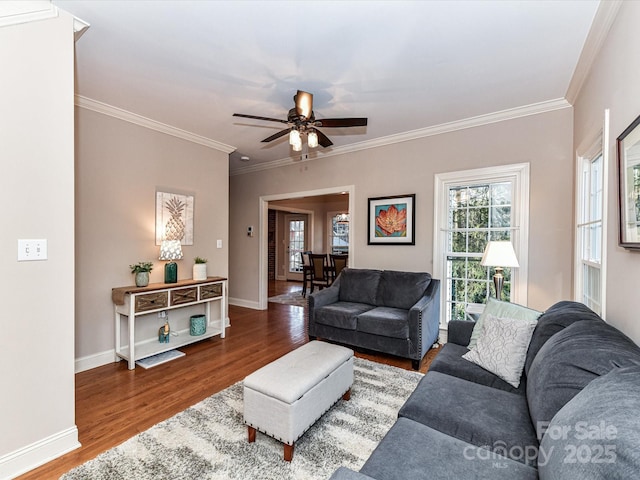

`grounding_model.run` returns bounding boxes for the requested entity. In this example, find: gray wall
[230,108,575,313]
[1,10,78,475]
[74,108,229,369]
[574,0,640,343]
